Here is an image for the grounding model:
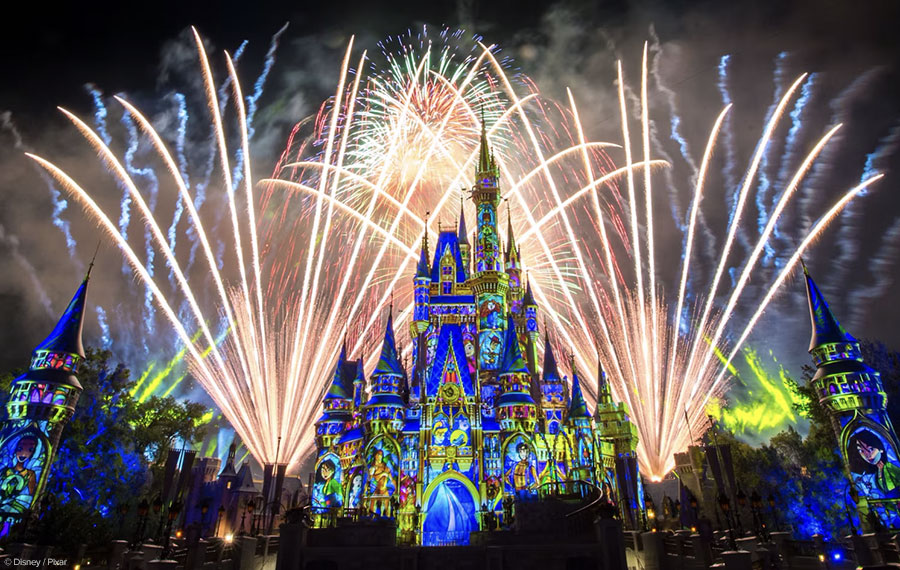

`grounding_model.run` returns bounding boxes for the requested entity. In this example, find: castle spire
[523,279,536,306]
[324,344,352,400]
[478,106,492,174]
[458,195,468,241]
[499,315,529,375]
[416,241,430,280]
[803,263,855,352]
[505,201,518,261]
[541,333,560,382]
[568,366,591,420]
[374,311,405,377]
[35,266,93,360]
